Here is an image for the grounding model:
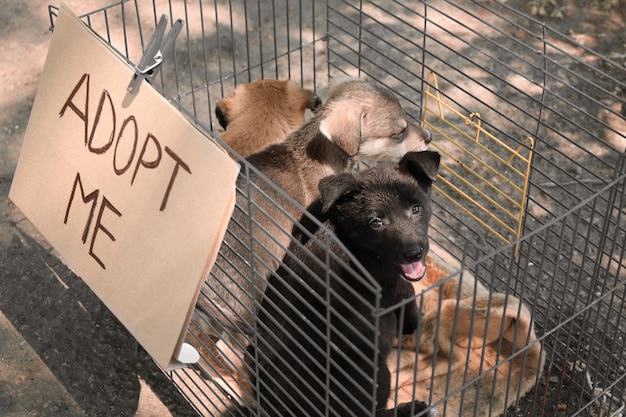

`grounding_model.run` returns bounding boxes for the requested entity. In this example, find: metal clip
[127,14,184,94]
